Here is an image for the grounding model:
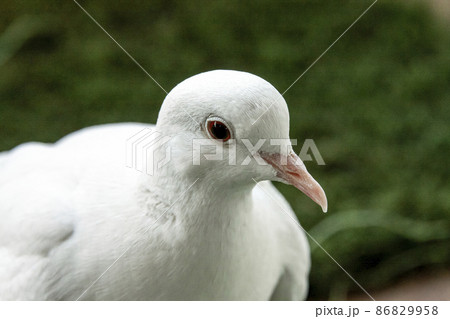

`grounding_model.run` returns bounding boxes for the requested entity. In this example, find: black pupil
[210,121,229,140]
